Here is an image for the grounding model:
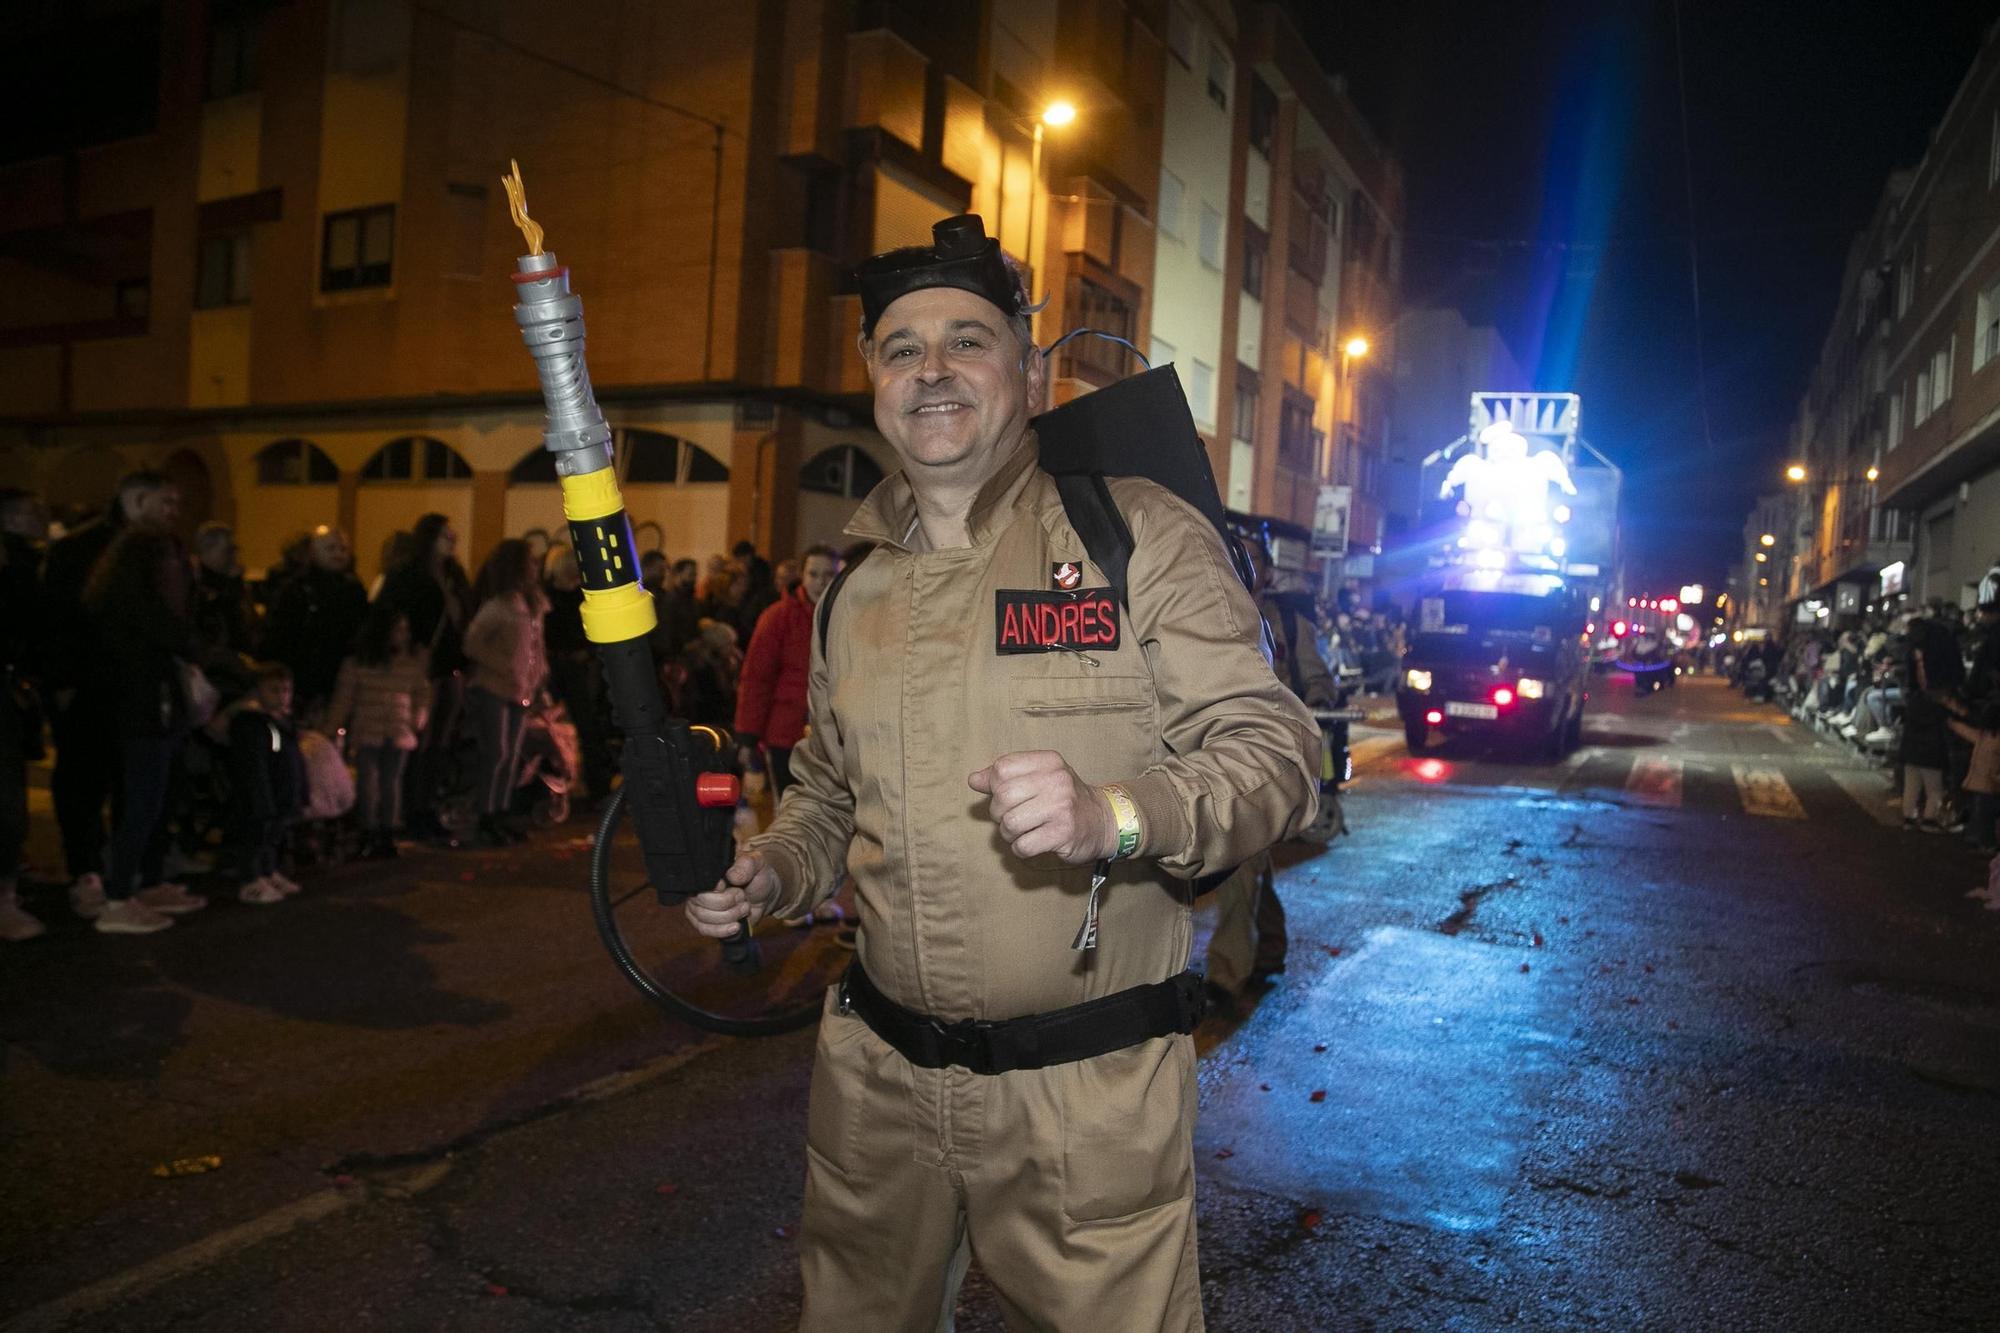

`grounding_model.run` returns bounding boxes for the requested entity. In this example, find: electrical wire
[1673,0,1717,458]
